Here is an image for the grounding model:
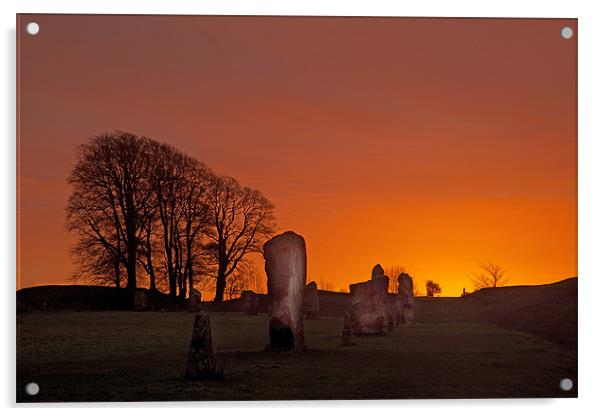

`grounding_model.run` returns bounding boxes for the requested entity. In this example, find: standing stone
[303,281,320,319]
[185,313,222,380]
[395,297,404,325]
[348,275,389,335]
[188,288,202,312]
[398,272,415,324]
[133,289,148,311]
[371,264,385,280]
[385,298,398,330]
[264,231,307,351]
[341,311,355,346]
[240,290,259,315]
